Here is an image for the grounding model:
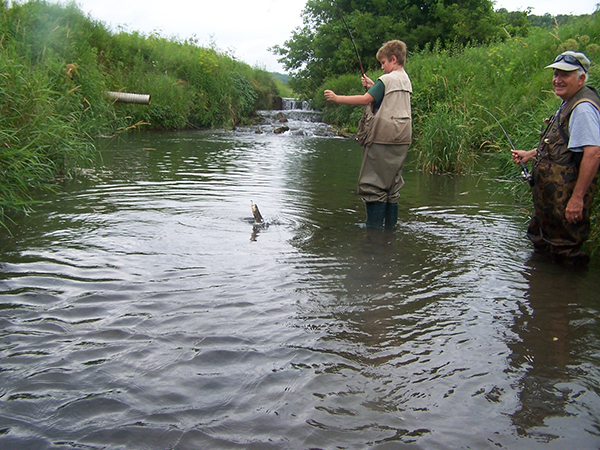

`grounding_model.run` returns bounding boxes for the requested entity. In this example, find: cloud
[62,0,599,72]
[69,0,306,72]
